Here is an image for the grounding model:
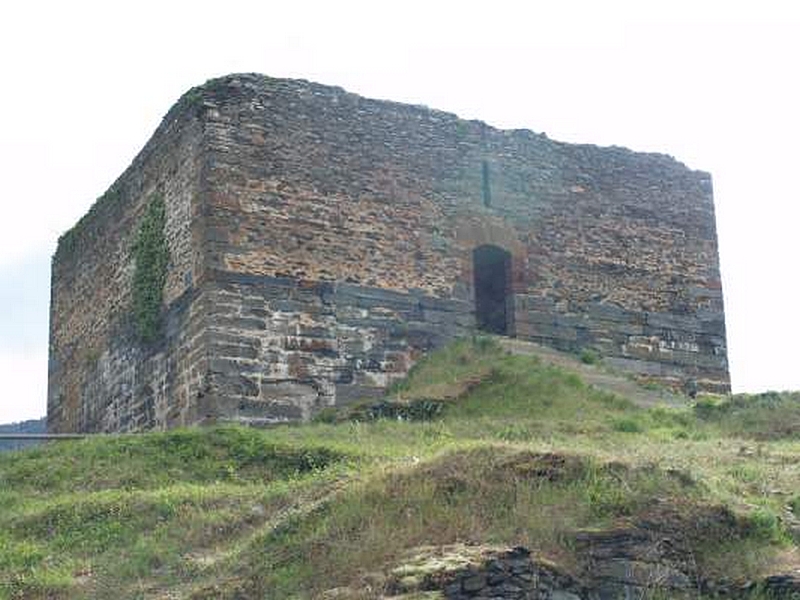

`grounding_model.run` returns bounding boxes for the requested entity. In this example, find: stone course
[48,73,729,432]
[200,272,470,424]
